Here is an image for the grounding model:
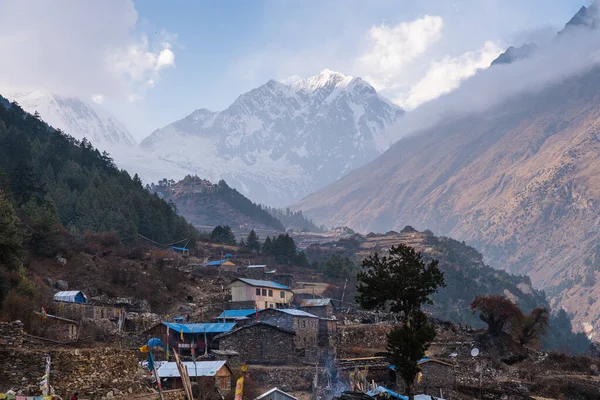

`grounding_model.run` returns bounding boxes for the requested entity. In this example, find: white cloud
[357,15,443,91]
[0,0,176,101]
[400,40,503,109]
[91,94,105,104]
